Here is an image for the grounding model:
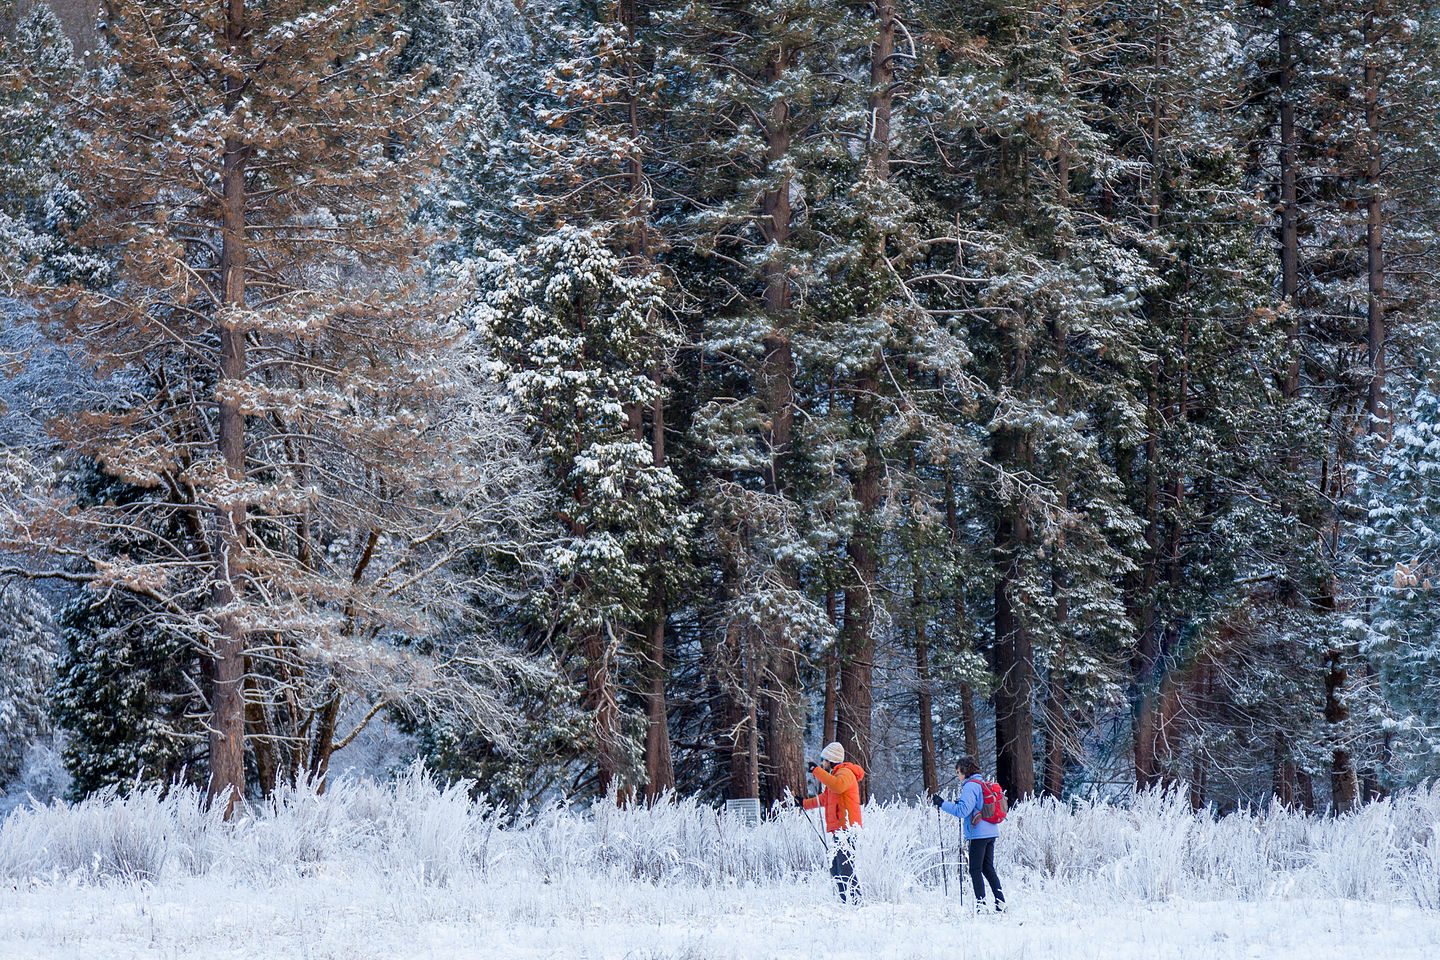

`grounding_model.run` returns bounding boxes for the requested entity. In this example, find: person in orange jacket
[794,741,865,901]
